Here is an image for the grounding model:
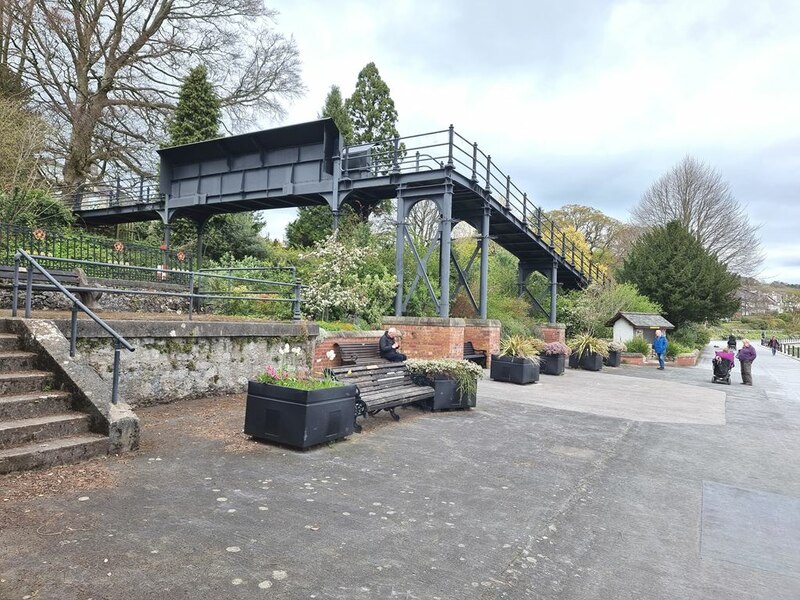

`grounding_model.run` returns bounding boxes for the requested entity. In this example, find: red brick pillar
[538,324,566,344]
[382,317,465,359]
